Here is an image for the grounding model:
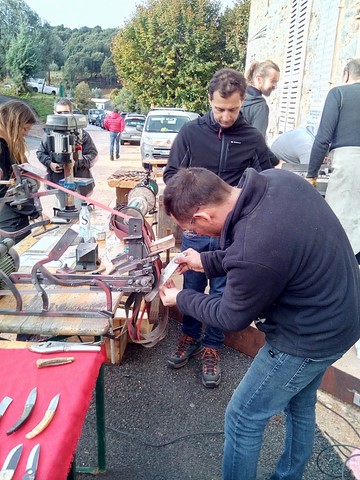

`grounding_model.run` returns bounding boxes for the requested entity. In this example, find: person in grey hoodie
[241,60,280,166]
